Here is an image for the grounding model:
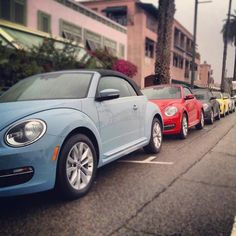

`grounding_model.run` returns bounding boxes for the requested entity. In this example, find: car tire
[226,107,230,115]
[222,108,226,117]
[179,113,188,139]
[144,118,162,154]
[56,134,97,200]
[208,109,214,124]
[196,110,204,130]
[216,108,221,120]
